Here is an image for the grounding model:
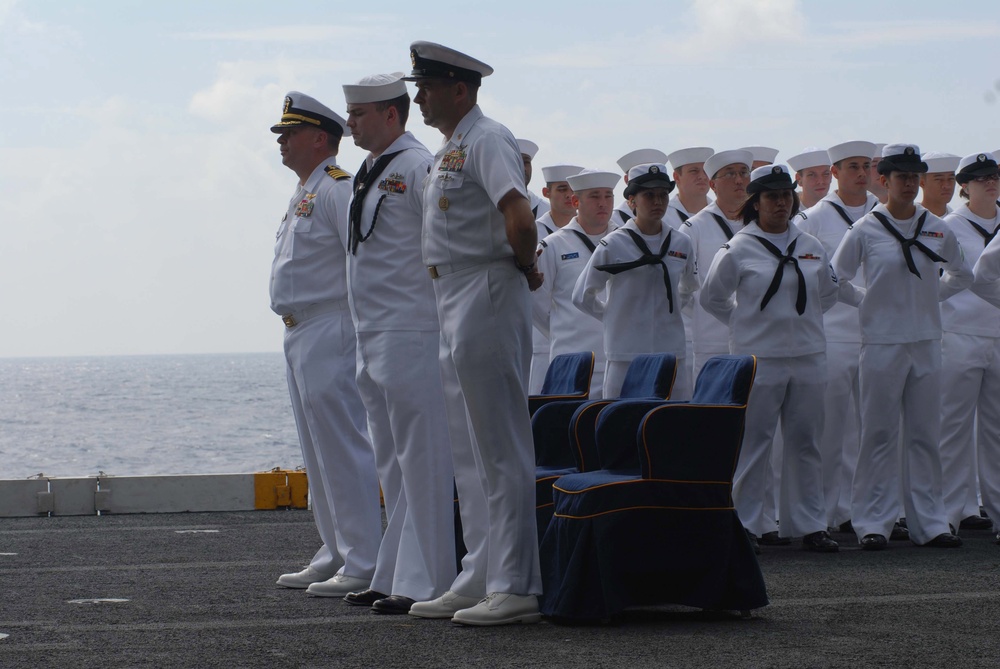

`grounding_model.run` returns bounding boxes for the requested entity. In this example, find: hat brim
[746,180,796,195]
[956,165,1000,183]
[877,158,928,175]
[624,178,675,198]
